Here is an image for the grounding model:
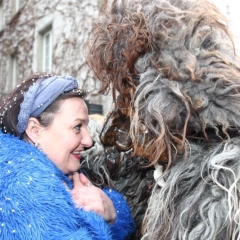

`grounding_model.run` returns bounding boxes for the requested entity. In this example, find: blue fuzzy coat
[0,132,135,239]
